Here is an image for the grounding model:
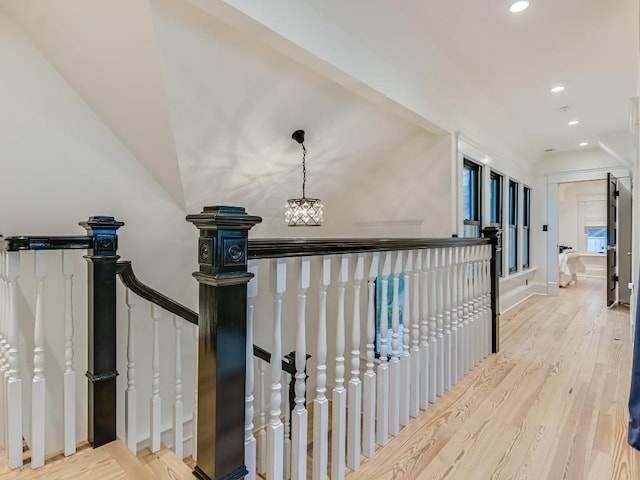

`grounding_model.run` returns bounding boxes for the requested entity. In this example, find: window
[523,186,531,269]
[489,171,503,276]
[586,227,607,253]
[463,159,482,237]
[508,180,518,273]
